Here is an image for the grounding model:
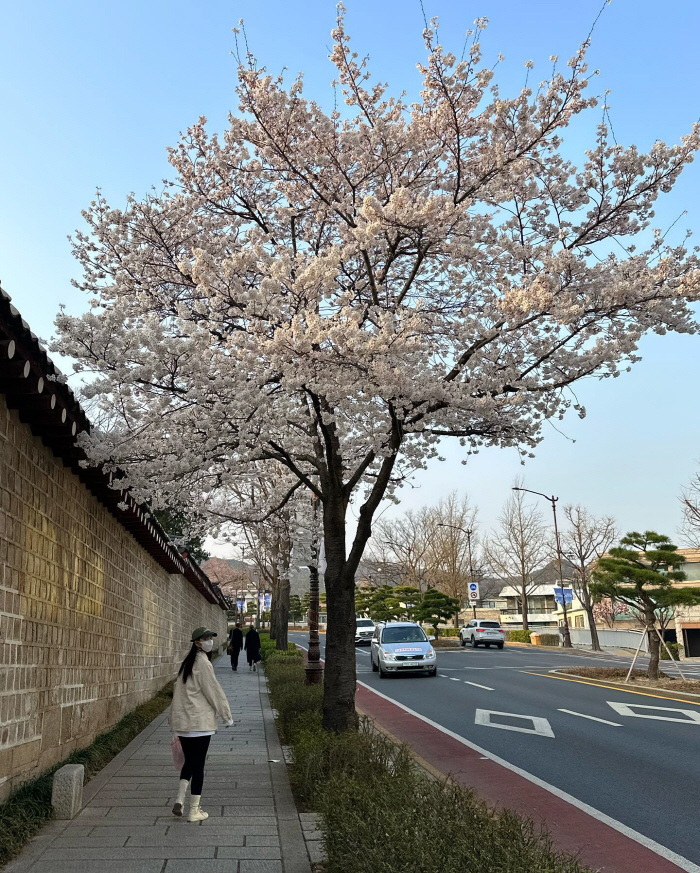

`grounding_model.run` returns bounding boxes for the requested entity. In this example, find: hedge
[537,634,560,647]
[506,629,533,643]
[264,652,593,873]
